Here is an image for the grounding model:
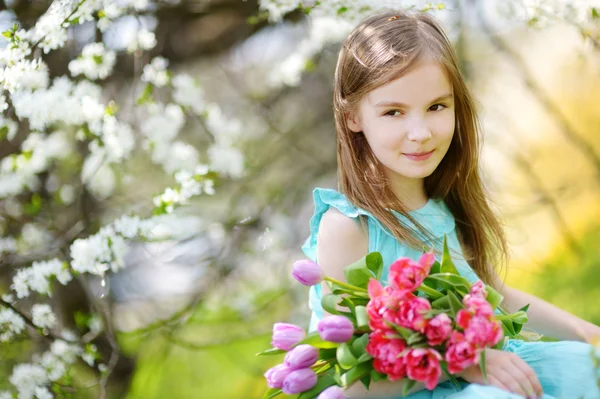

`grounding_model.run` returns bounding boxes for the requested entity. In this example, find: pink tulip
[317,385,346,399]
[292,259,324,286]
[264,363,293,389]
[464,316,504,348]
[397,294,431,332]
[284,344,319,370]
[272,323,305,351]
[424,313,453,346]
[456,309,472,330]
[445,331,482,373]
[366,330,407,381]
[469,280,486,298]
[463,294,494,317]
[388,253,435,294]
[317,315,354,343]
[405,348,442,390]
[282,368,318,394]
